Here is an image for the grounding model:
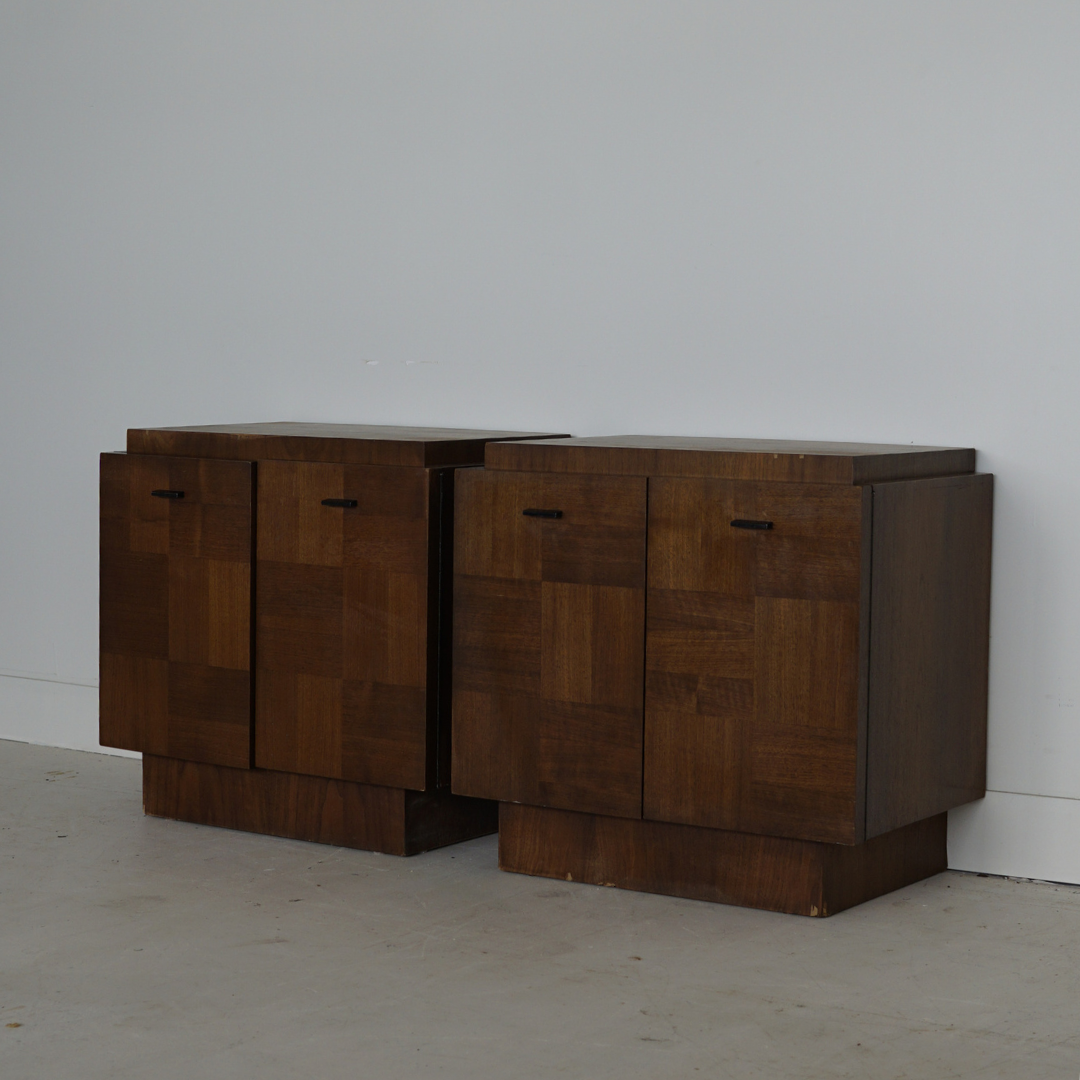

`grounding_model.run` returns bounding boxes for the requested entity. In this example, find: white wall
[3,1,1079,880]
